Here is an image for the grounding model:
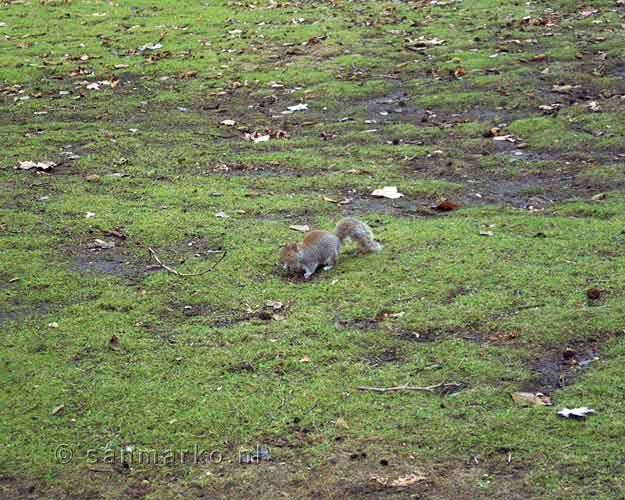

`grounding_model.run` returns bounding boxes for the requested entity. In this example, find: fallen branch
[148,247,226,277]
[357,382,461,394]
